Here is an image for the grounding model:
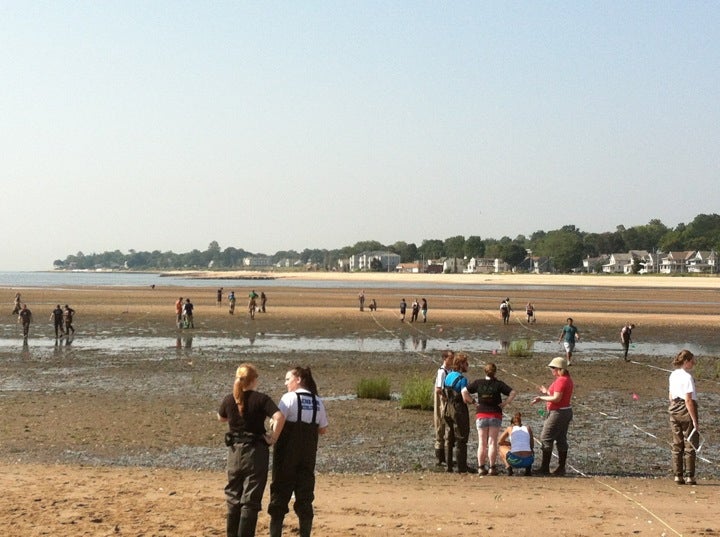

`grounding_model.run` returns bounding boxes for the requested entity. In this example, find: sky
[2,1,719,271]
